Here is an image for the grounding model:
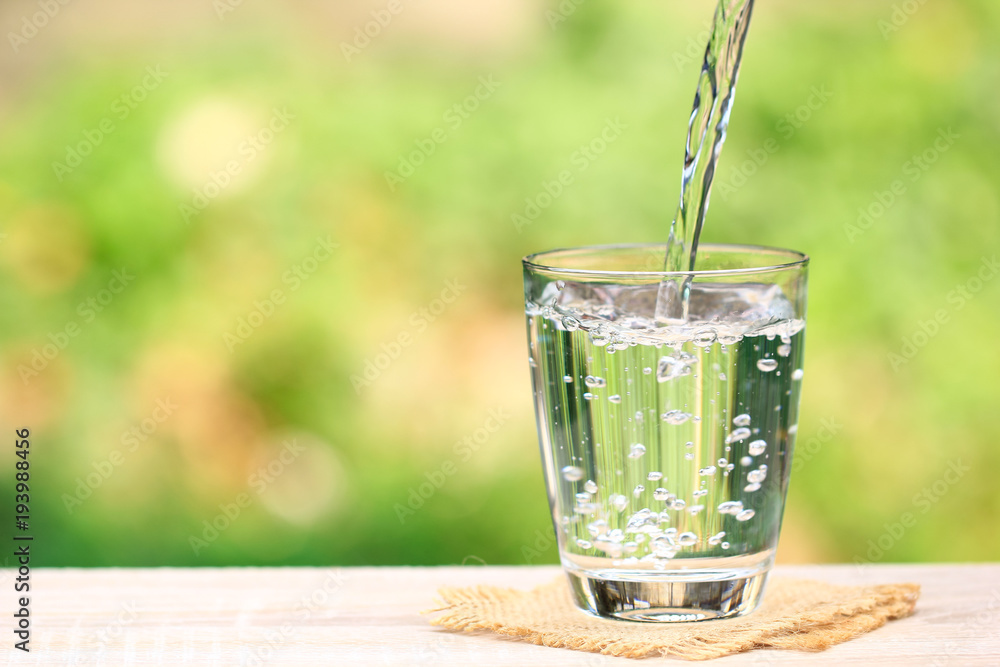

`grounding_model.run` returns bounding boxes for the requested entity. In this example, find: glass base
[566,563,770,622]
